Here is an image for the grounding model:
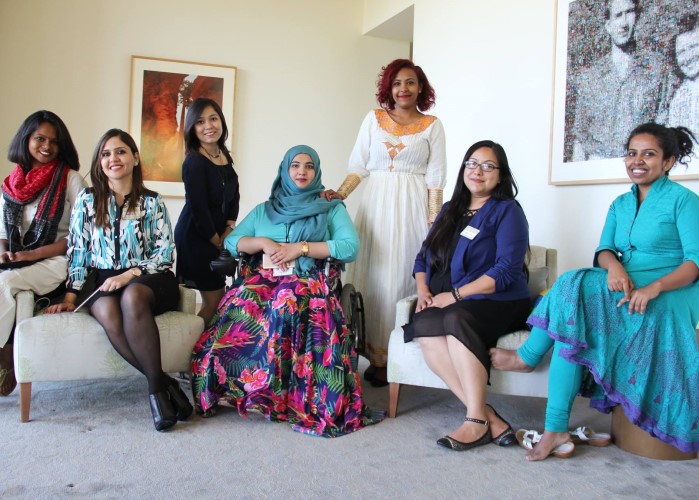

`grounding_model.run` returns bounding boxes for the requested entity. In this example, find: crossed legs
[90,283,167,393]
